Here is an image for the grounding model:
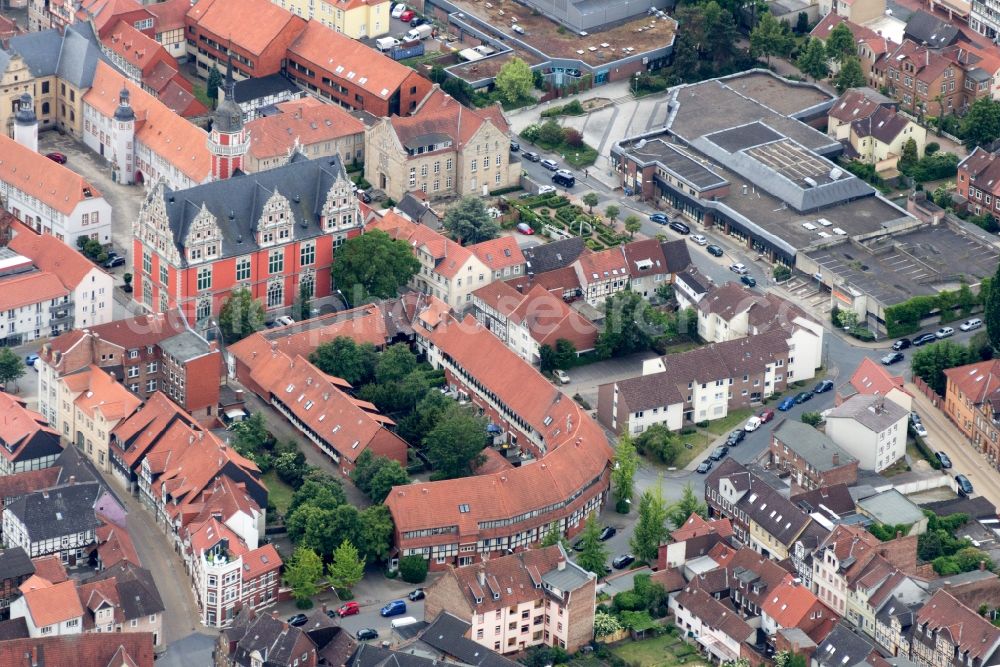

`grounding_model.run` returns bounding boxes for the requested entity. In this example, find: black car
[936,451,953,469]
[288,614,309,627]
[357,628,379,641]
[881,351,905,365]
[104,256,126,269]
[599,526,617,541]
[612,554,635,569]
[709,445,729,461]
[912,332,938,346]
[572,538,585,552]
[794,391,813,404]
[668,221,690,235]
[695,460,713,474]
[813,379,834,394]
[892,338,911,351]
[956,474,974,497]
[706,245,724,257]
[325,609,338,619]
[510,141,520,152]
[522,150,540,162]
[410,16,426,26]
[727,429,745,445]
[741,275,757,288]
[409,589,425,601]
